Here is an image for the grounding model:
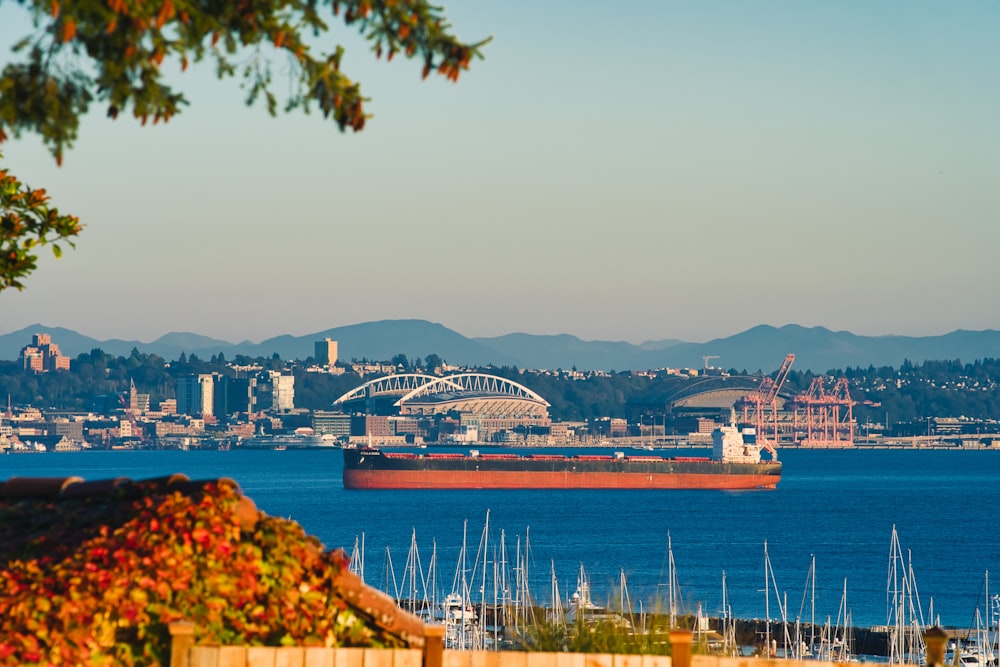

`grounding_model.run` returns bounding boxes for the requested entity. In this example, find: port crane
[790,377,855,447]
[738,354,795,456]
